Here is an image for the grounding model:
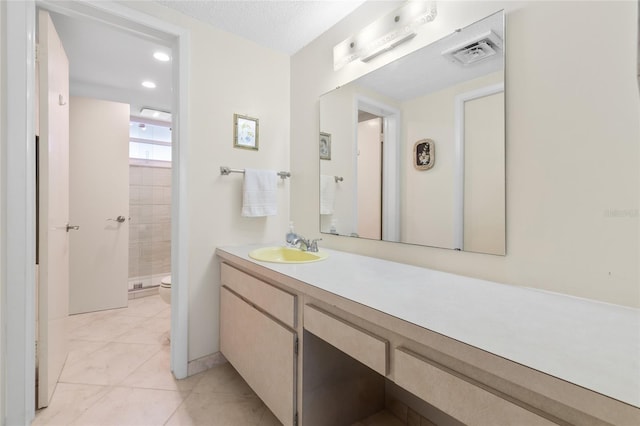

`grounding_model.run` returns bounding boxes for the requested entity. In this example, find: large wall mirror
[320,11,505,255]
